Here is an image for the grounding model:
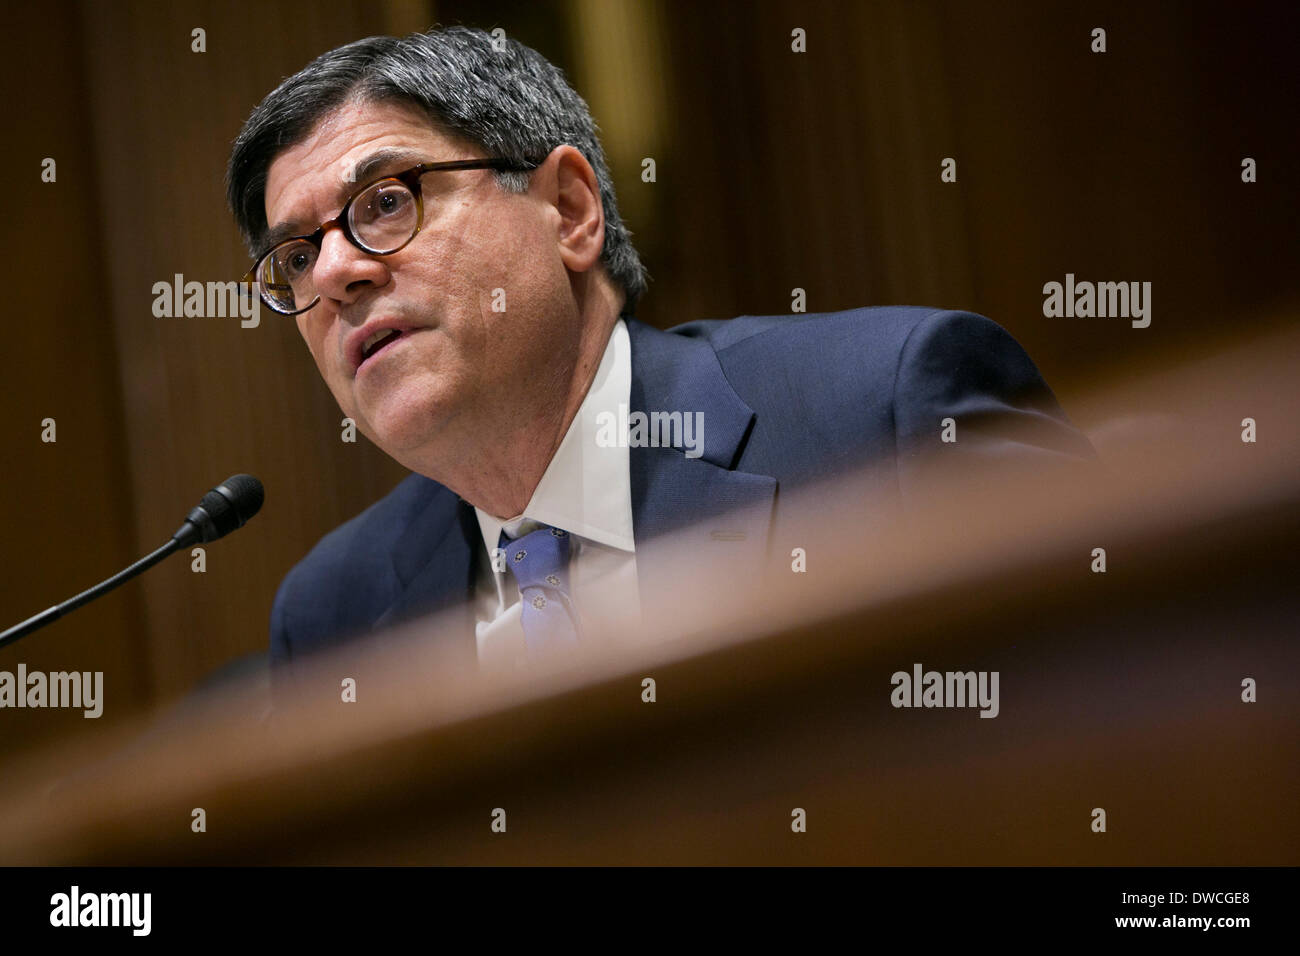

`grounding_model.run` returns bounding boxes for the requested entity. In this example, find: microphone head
[209,474,265,531]
[174,474,265,546]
